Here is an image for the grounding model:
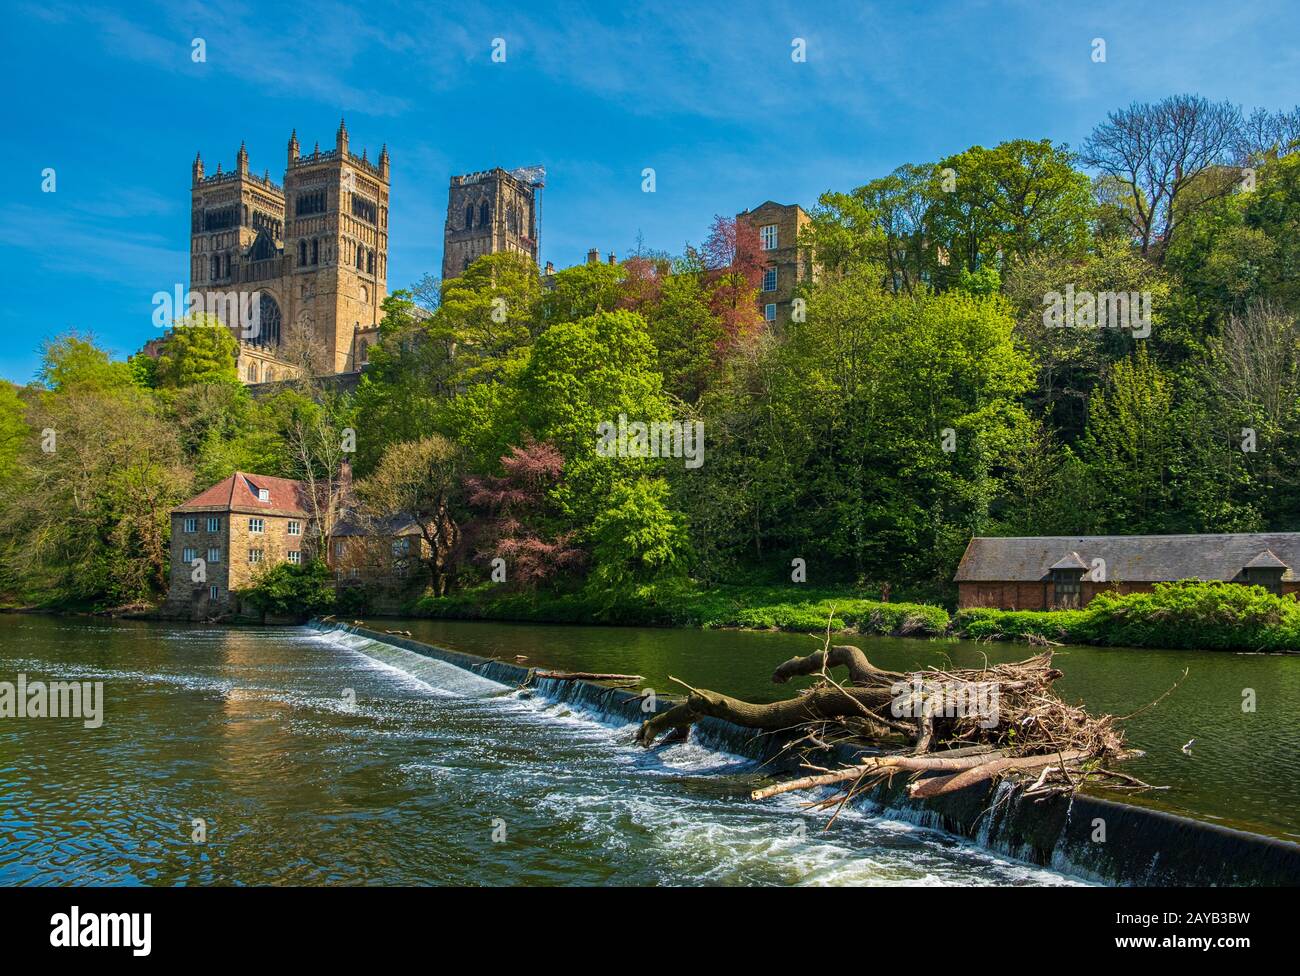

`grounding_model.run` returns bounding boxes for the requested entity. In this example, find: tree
[0,383,190,606]
[357,435,463,595]
[700,215,766,353]
[1082,94,1244,262]
[153,319,240,388]
[38,333,135,393]
[587,478,689,593]
[463,440,584,589]
[931,140,1092,278]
